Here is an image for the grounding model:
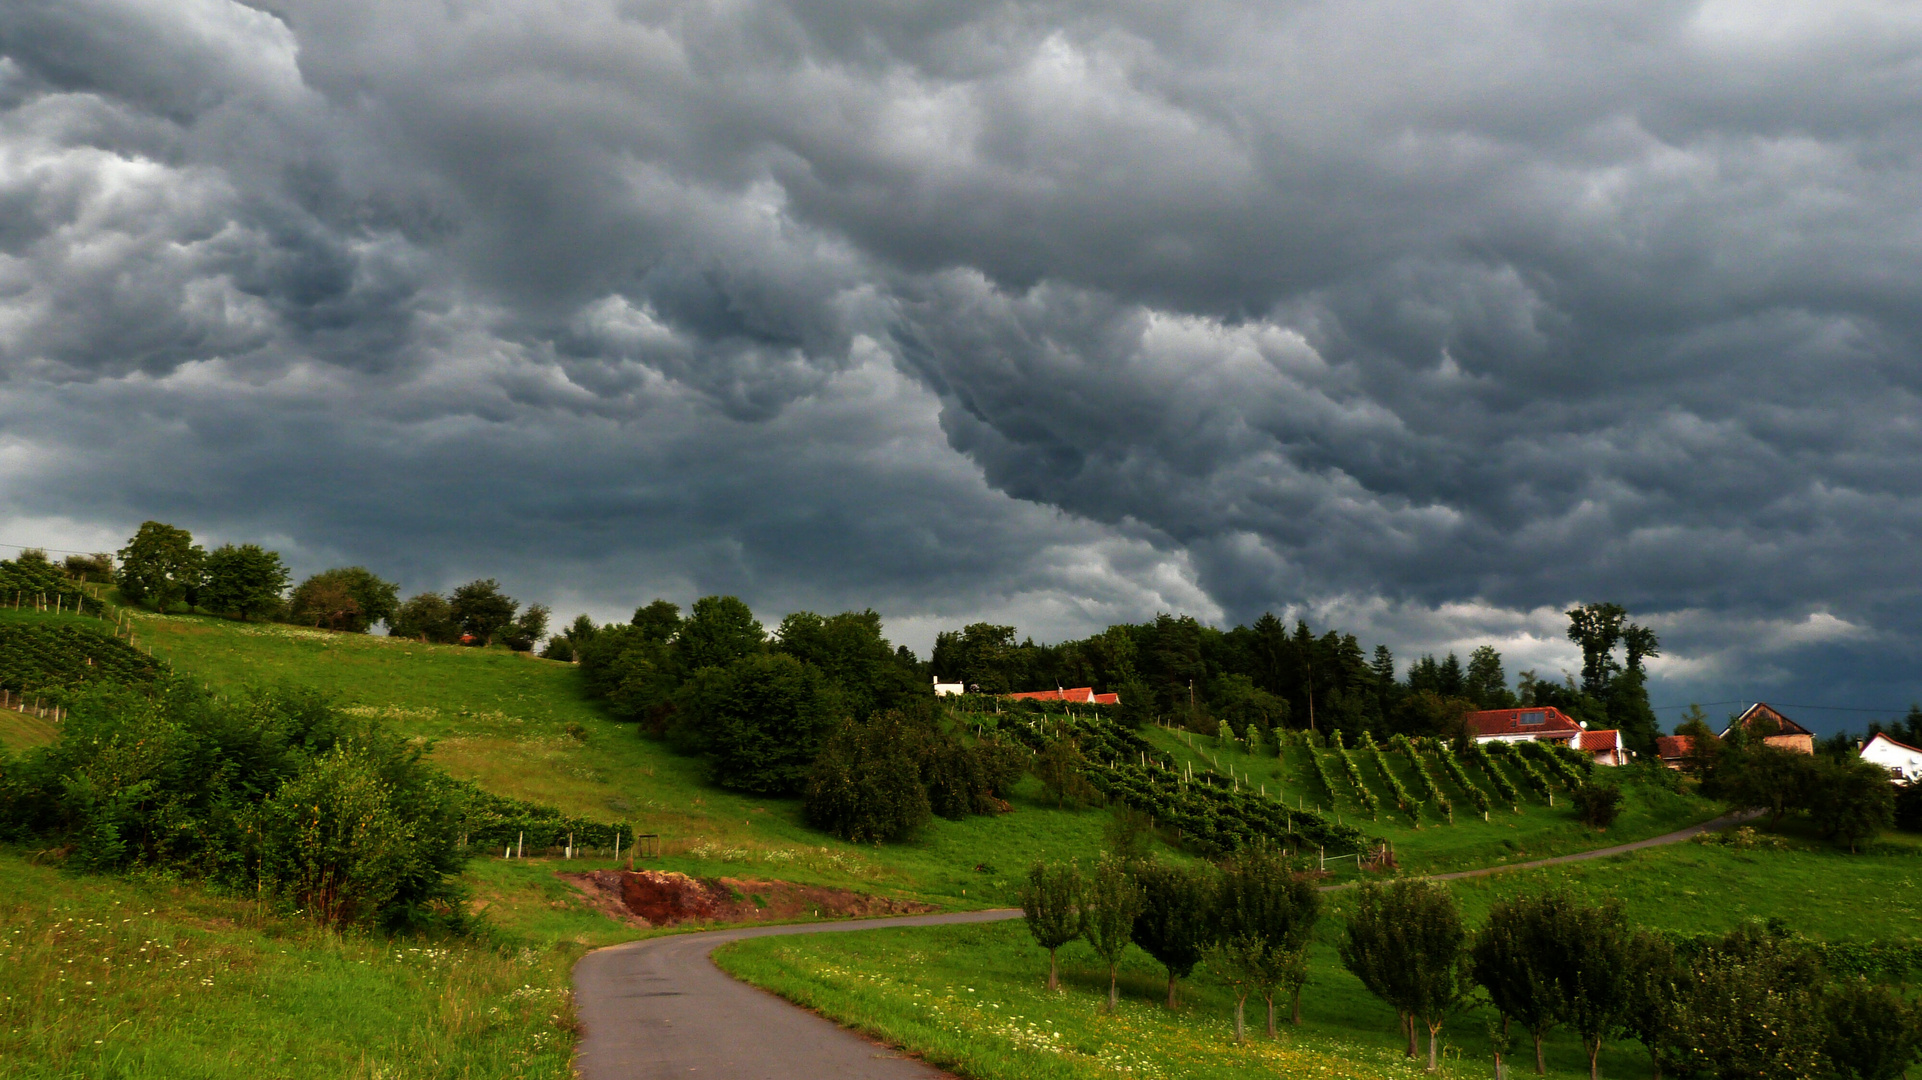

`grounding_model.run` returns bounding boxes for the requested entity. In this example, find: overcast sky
[4,0,1921,732]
